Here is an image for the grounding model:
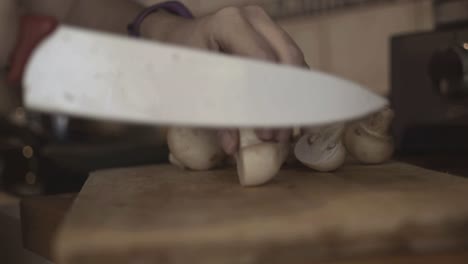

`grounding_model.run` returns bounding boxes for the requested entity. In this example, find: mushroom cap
[344,123,394,164]
[167,127,225,170]
[294,124,346,172]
